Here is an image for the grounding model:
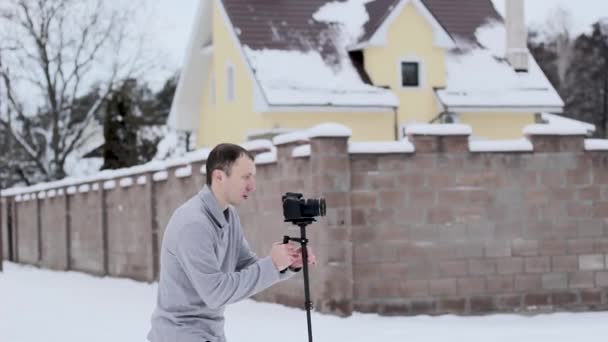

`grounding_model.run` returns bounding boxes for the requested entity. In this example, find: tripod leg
[299,224,314,342]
